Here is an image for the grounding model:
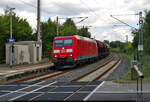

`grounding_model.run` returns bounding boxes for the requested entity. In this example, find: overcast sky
[0,0,150,42]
